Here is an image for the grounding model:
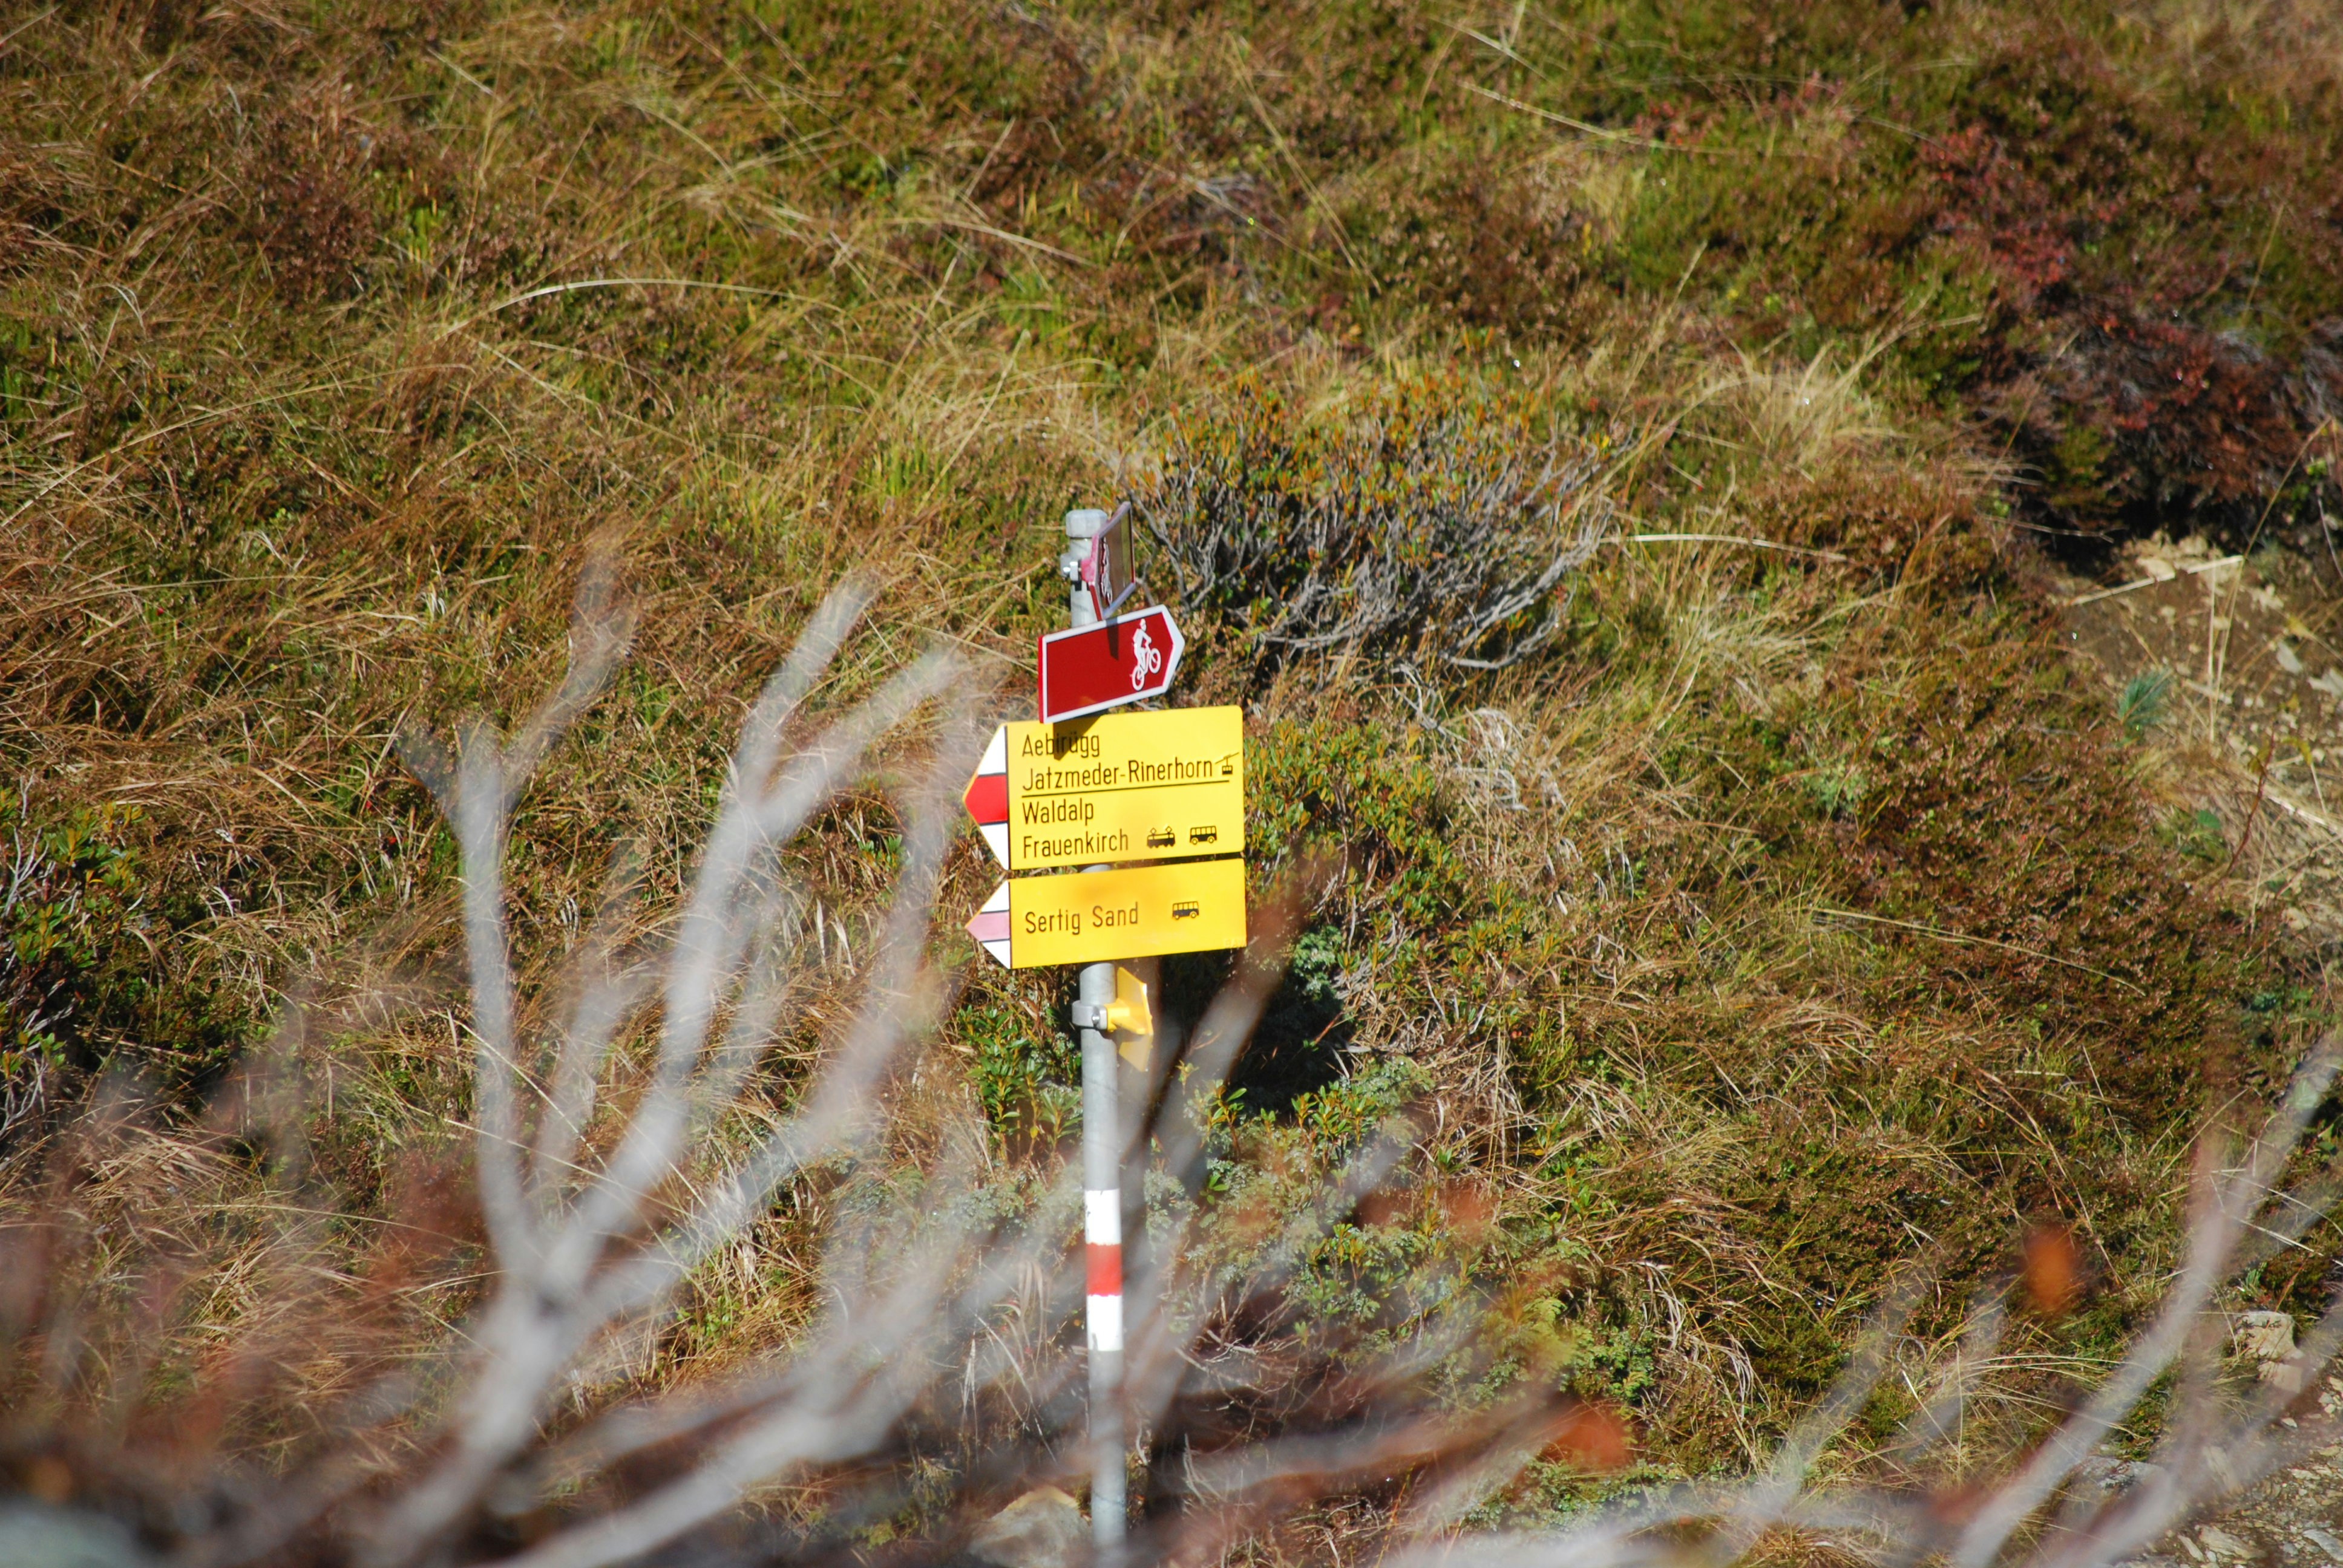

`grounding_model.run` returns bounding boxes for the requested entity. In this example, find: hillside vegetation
[6,0,2343,1555]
